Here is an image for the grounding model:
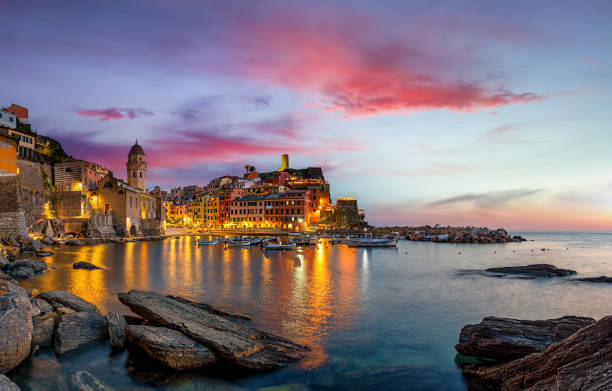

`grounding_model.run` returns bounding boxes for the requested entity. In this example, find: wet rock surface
[167,295,252,321]
[32,315,55,347]
[461,316,612,391]
[54,312,108,354]
[118,290,309,371]
[4,260,47,280]
[0,292,32,374]
[107,312,127,351]
[484,264,576,278]
[37,291,98,313]
[126,325,217,370]
[456,315,595,361]
[69,370,115,391]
